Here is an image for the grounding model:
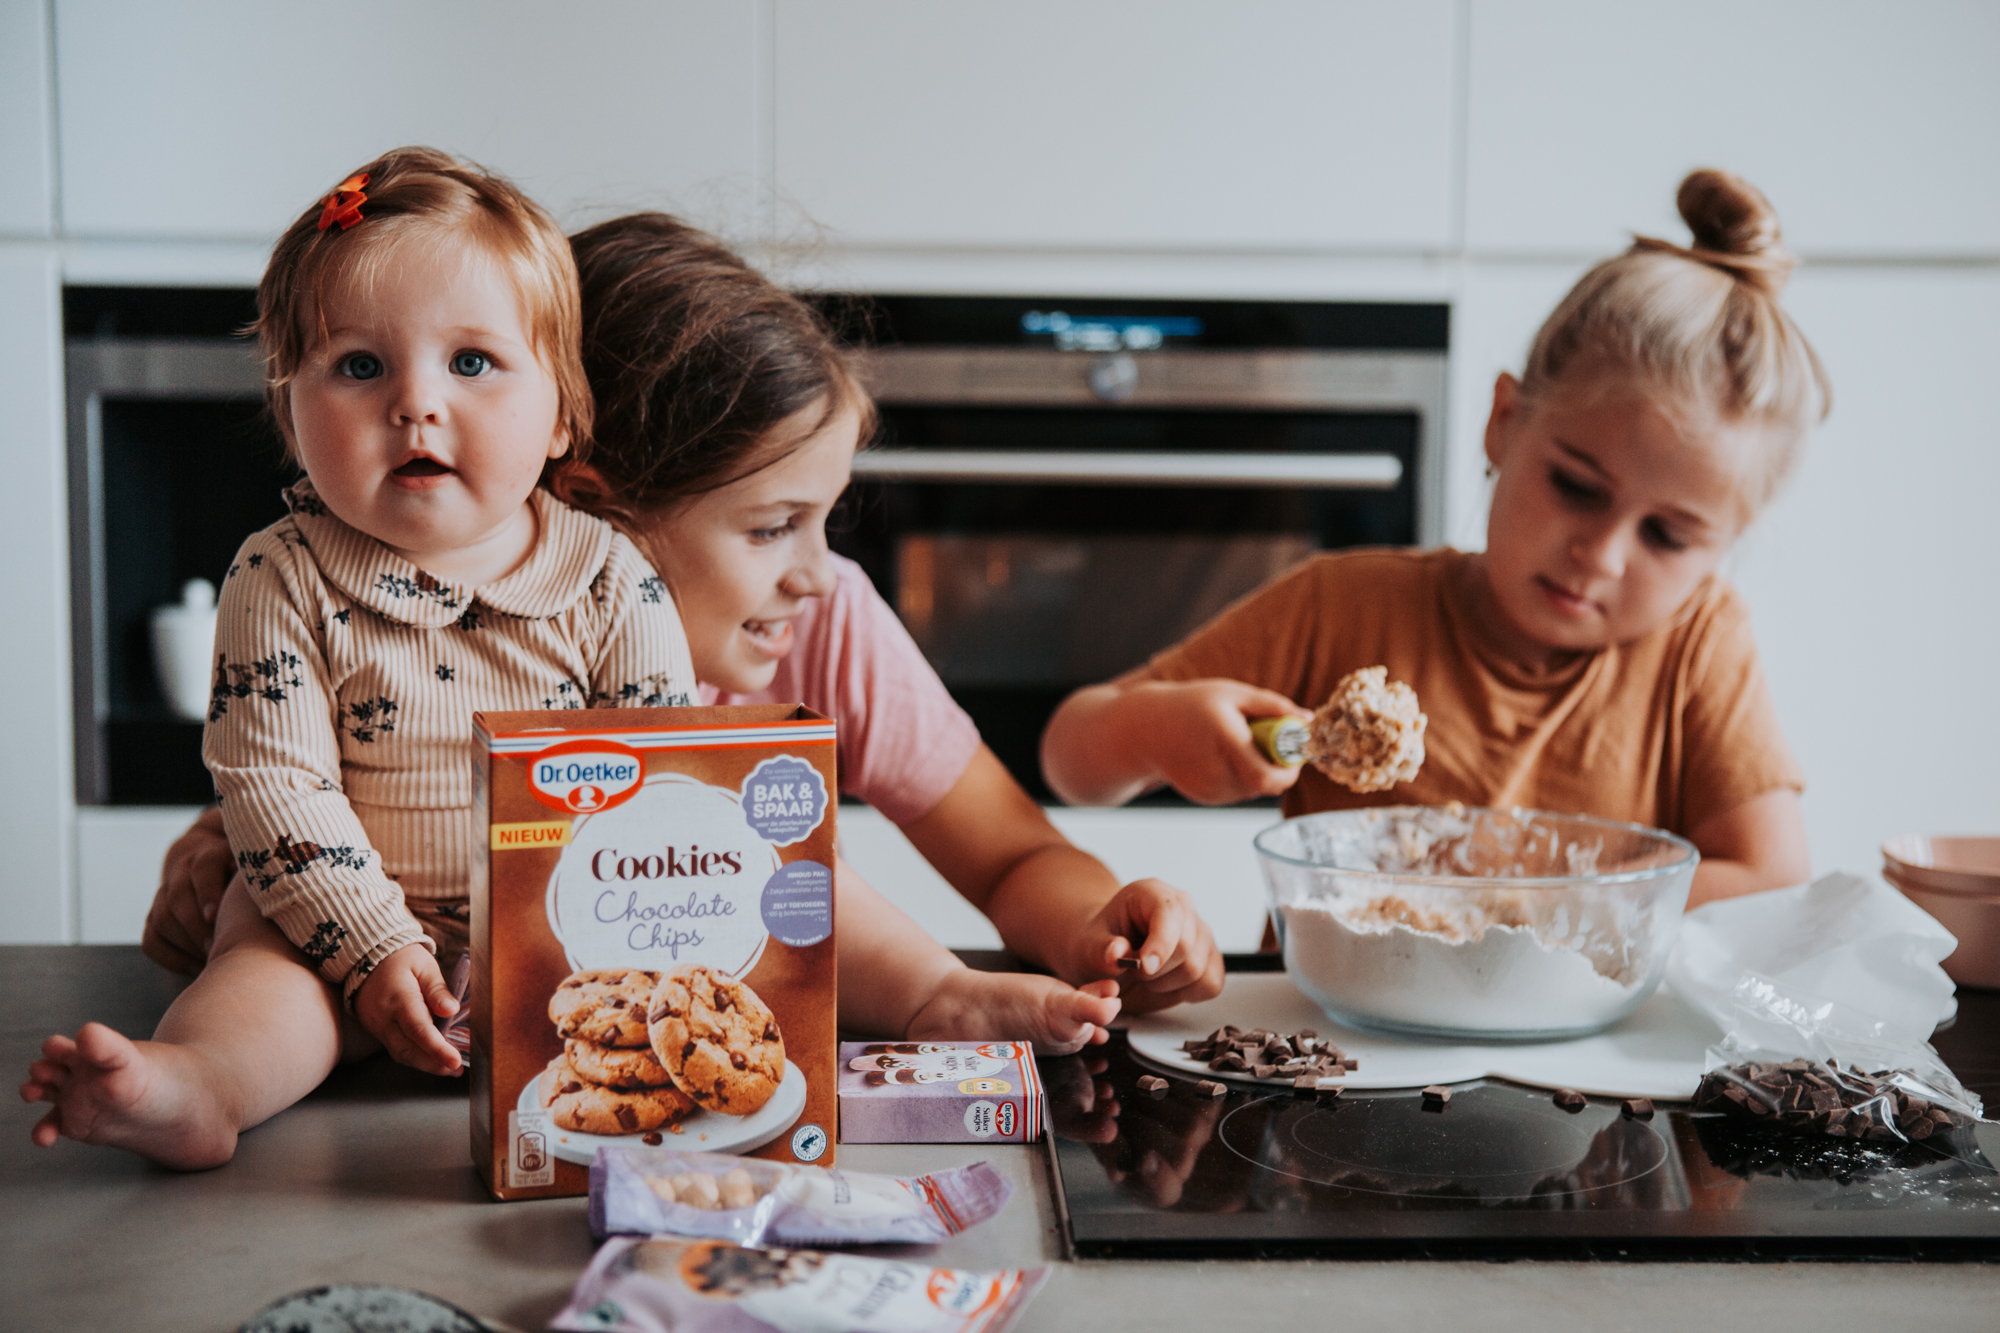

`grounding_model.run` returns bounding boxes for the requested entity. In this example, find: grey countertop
[6,946,1998,1332]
